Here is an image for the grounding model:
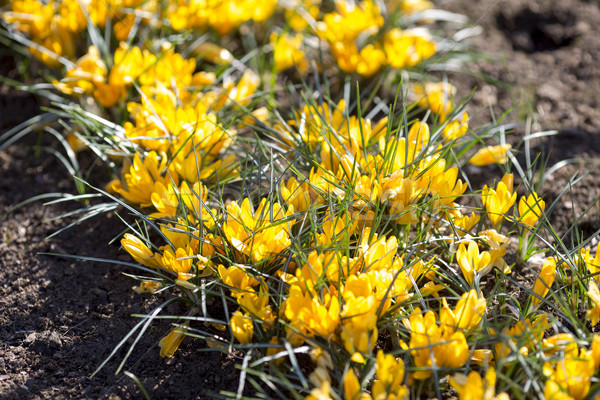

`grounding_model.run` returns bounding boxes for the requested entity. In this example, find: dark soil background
[1,0,600,398]
[442,0,600,245]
